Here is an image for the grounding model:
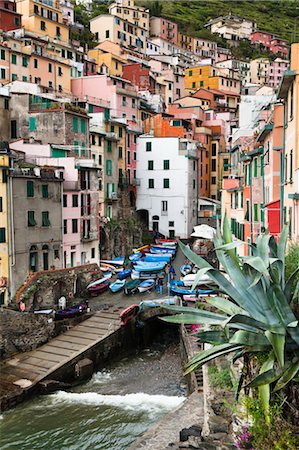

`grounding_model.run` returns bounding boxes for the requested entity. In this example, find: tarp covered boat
[55,303,87,320]
[139,297,177,310]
